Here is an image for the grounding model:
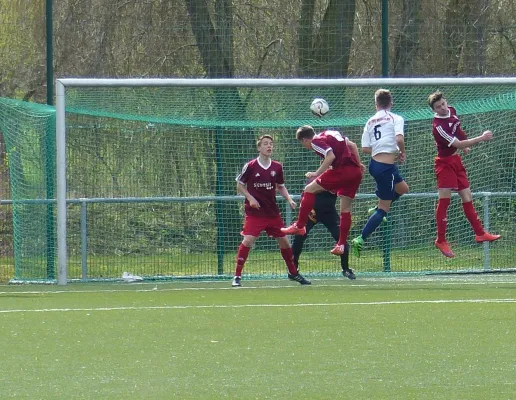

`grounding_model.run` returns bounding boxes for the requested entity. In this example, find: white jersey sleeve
[361,124,371,148]
[393,114,405,137]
